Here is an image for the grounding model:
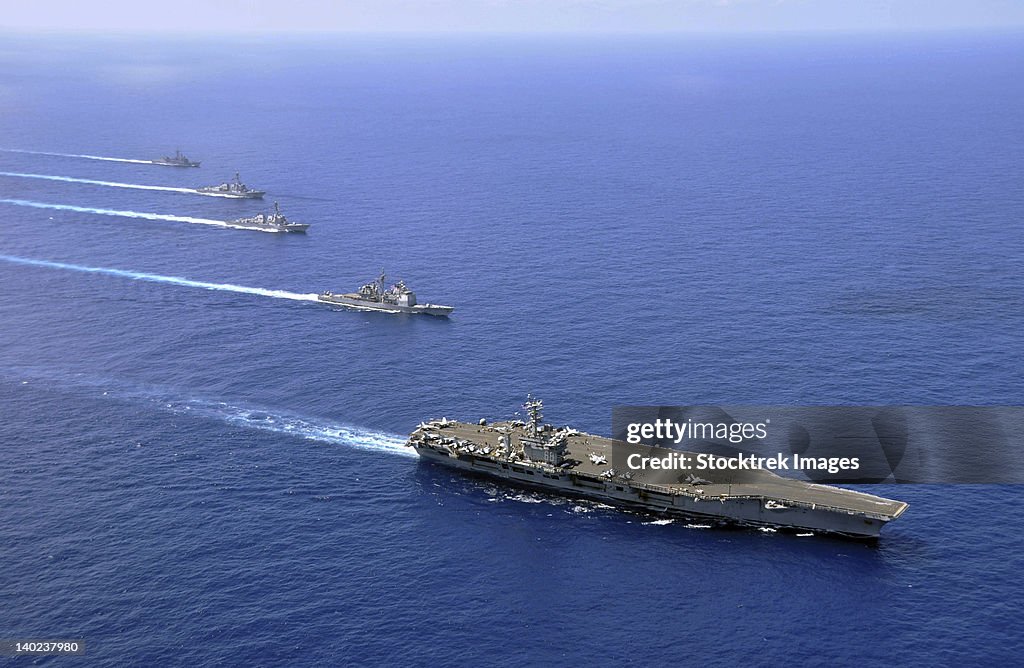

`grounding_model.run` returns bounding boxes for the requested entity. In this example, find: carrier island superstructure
[408,397,908,539]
